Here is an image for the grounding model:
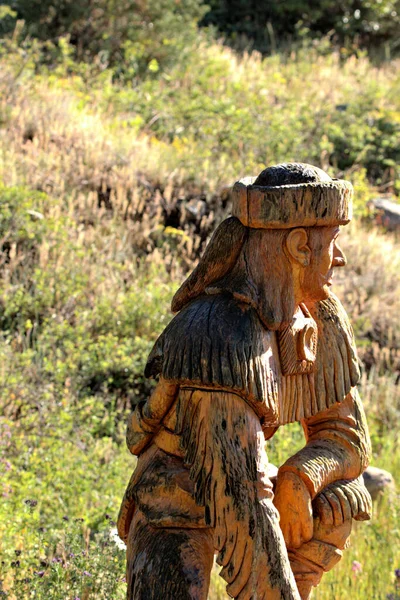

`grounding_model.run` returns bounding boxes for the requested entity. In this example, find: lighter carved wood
[118,163,371,600]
